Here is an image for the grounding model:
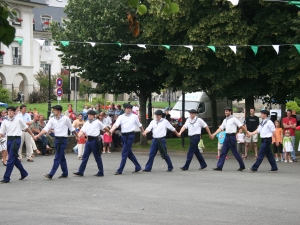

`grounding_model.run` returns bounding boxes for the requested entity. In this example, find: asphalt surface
[0,151,299,225]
